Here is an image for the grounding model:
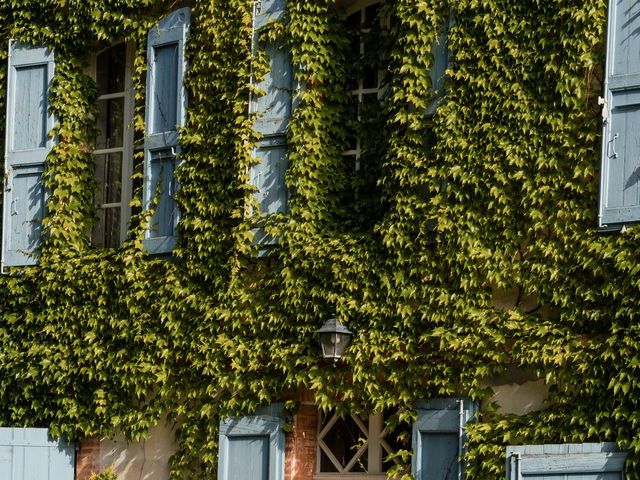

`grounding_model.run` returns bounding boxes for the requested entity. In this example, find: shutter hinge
[599,96,610,123]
